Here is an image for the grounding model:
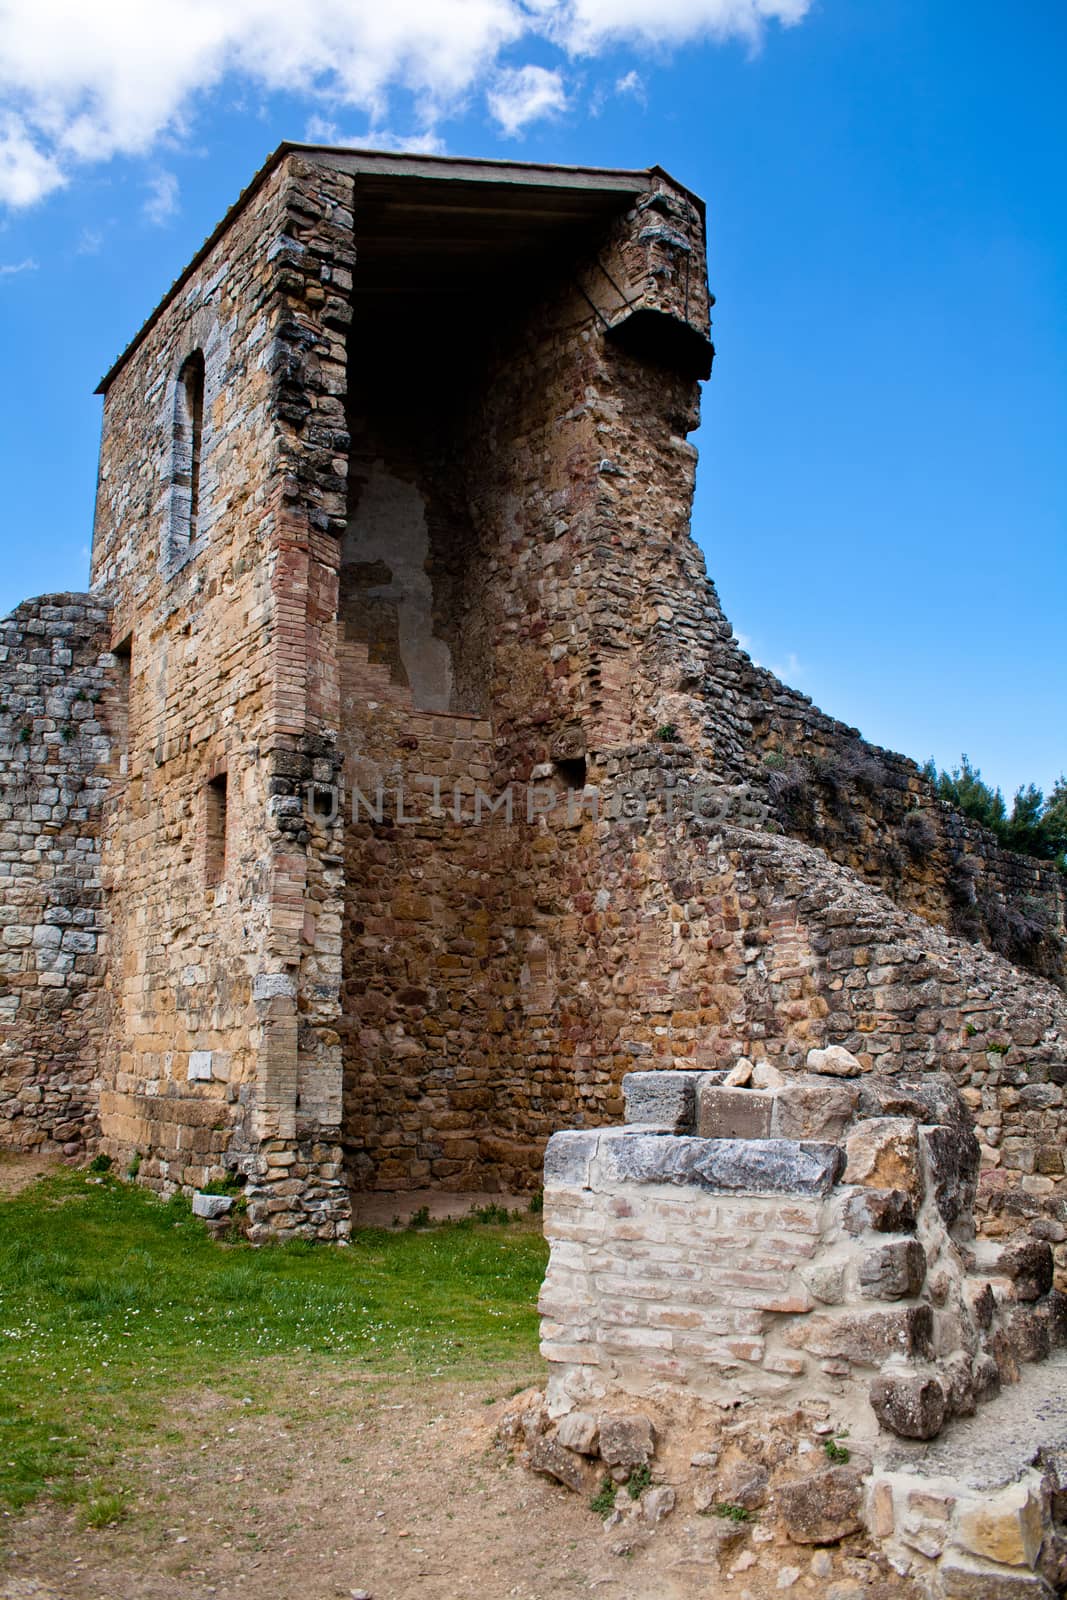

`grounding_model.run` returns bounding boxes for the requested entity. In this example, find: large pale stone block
[844,1118,923,1201]
[544,1130,599,1188]
[955,1480,1044,1570]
